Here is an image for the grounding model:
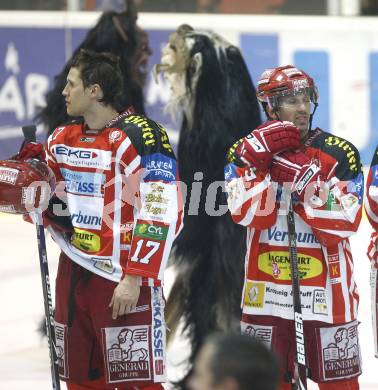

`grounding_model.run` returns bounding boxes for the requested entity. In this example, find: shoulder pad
[49,120,82,142]
[117,115,175,158]
[370,145,378,168]
[226,138,245,168]
[321,133,361,177]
